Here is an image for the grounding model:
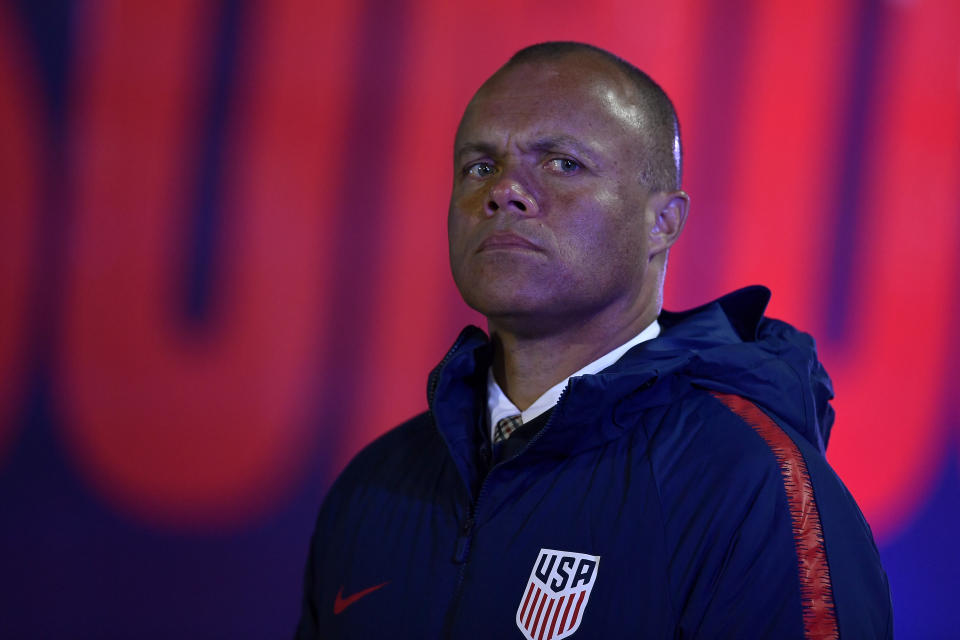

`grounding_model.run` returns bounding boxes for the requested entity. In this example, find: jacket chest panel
[443,451,673,637]
[446,518,674,638]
